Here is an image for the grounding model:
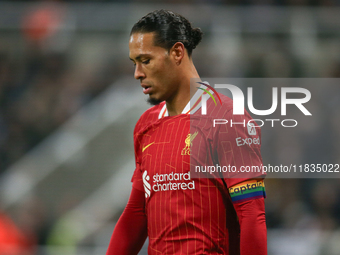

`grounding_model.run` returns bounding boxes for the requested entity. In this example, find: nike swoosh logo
[142,142,154,152]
